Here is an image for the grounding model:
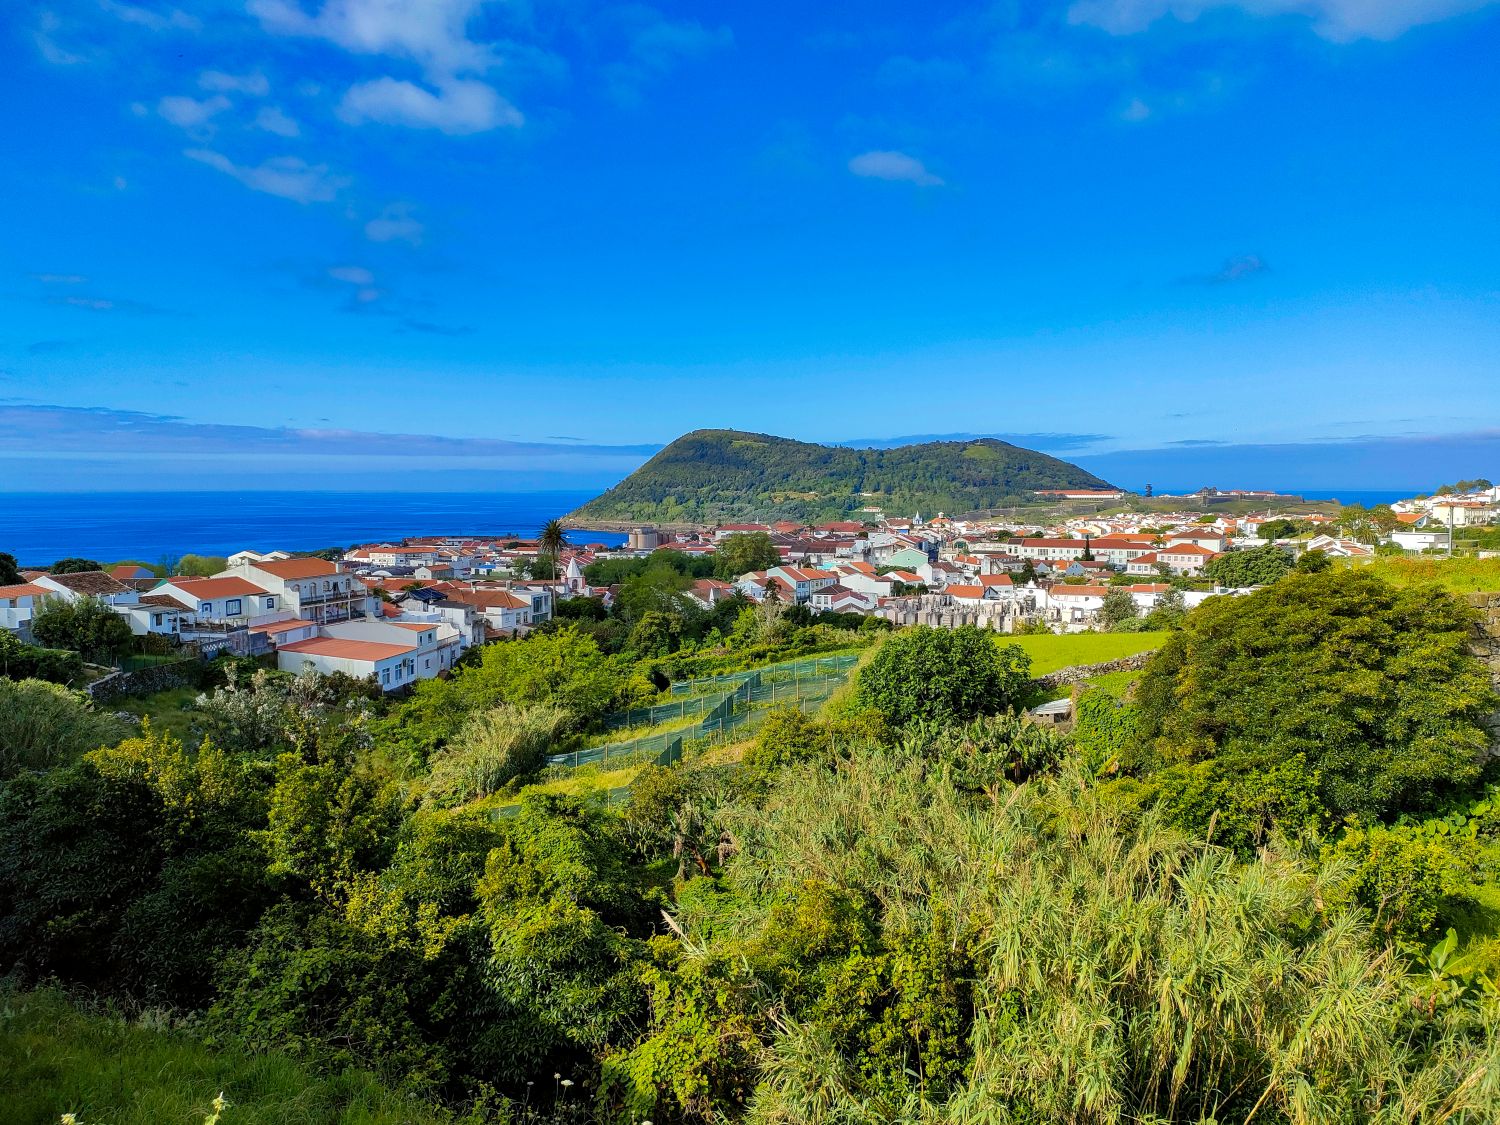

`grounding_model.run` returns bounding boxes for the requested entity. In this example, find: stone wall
[1468,593,1500,692]
[86,658,201,703]
[1028,650,1159,694]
